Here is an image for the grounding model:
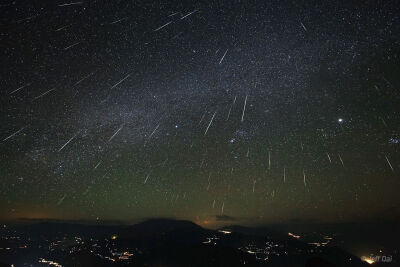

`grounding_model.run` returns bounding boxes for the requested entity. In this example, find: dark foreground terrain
[1,219,398,266]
